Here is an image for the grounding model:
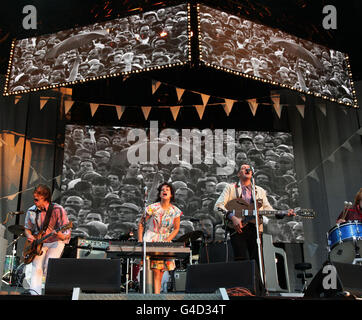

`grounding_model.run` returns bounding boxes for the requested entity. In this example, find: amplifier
[75,237,109,250]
